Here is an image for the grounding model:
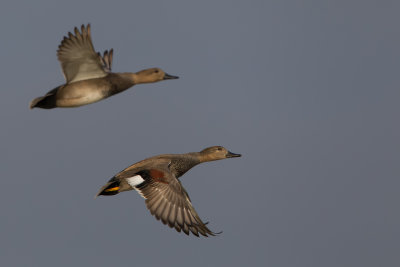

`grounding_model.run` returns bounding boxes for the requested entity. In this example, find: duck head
[199,146,241,162]
[134,68,179,84]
